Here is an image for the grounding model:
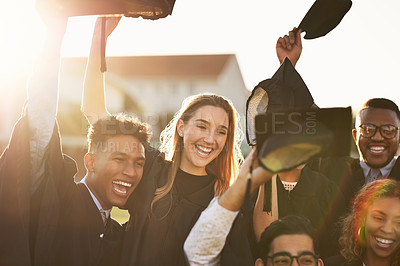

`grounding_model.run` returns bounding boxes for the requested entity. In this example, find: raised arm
[276,27,302,67]
[218,150,273,211]
[28,15,68,193]
[81,16,121,125]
